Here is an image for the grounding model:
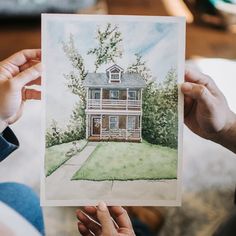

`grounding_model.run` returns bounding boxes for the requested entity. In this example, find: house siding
[85,64,145,142]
